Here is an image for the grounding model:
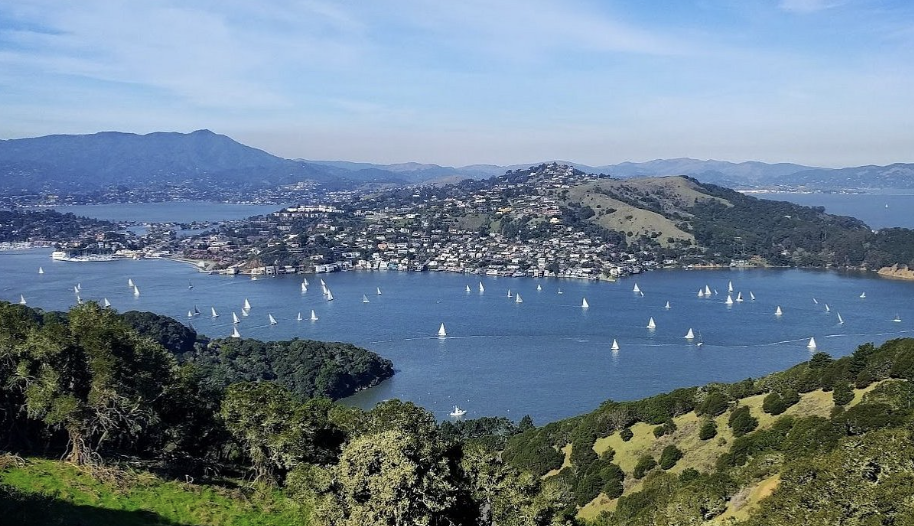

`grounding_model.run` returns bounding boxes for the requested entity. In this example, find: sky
[1,1,912,167]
